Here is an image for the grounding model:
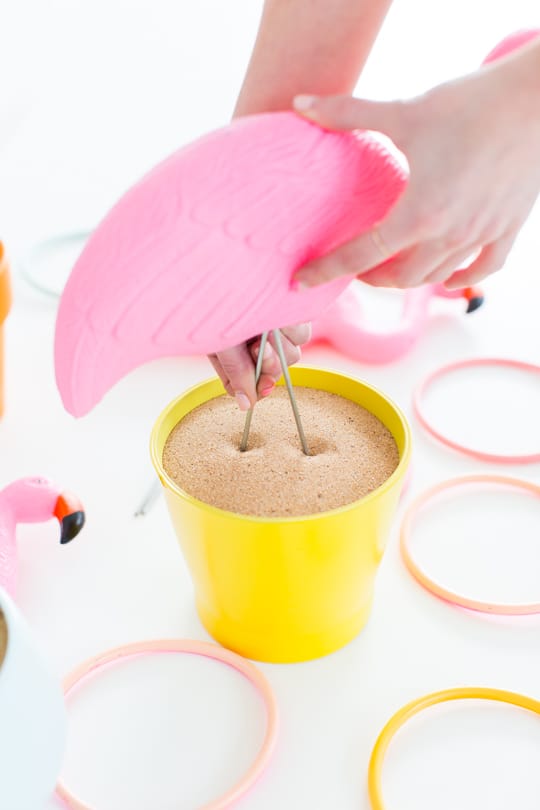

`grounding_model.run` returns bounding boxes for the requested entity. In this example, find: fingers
[268,331,301,366]
[249,339,281,398]
[359,243,439,288]
[291,86,527,297]
[444,233,516,289]
[210,324,312,409]
[291,93,415,288]
[294,184,421,288]
[209,343,258,410]
[208,355,234,396]
[424,246,480,286]
[280,322,312,346]
[359,241,480,288]
[294,225,400,287]
[293,94,406,141]
[250,324,311,397]
[290,93,419,288]
[336,234,509,291]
